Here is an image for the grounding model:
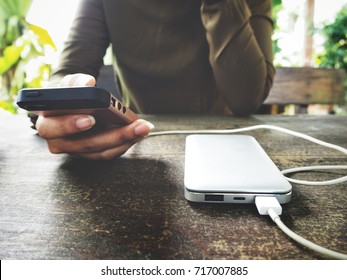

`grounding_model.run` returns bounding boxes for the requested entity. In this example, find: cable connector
[255,197,347,259]
[255,196,282,216]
